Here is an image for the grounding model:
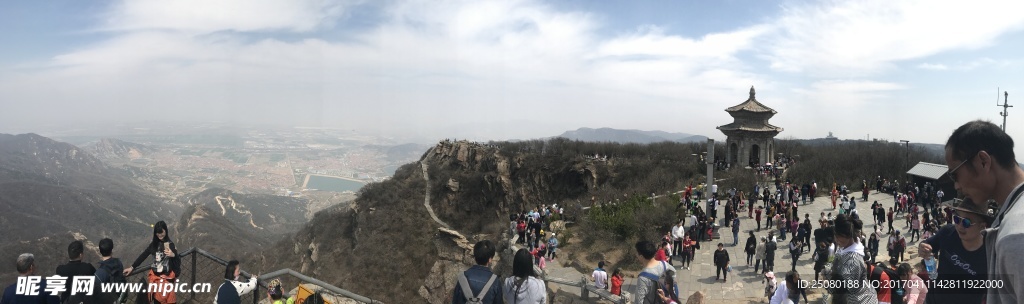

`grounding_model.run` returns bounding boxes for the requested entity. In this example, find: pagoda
[717,86,784,167]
